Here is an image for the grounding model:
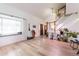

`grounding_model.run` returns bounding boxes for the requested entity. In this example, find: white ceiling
[5,3,65,20]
